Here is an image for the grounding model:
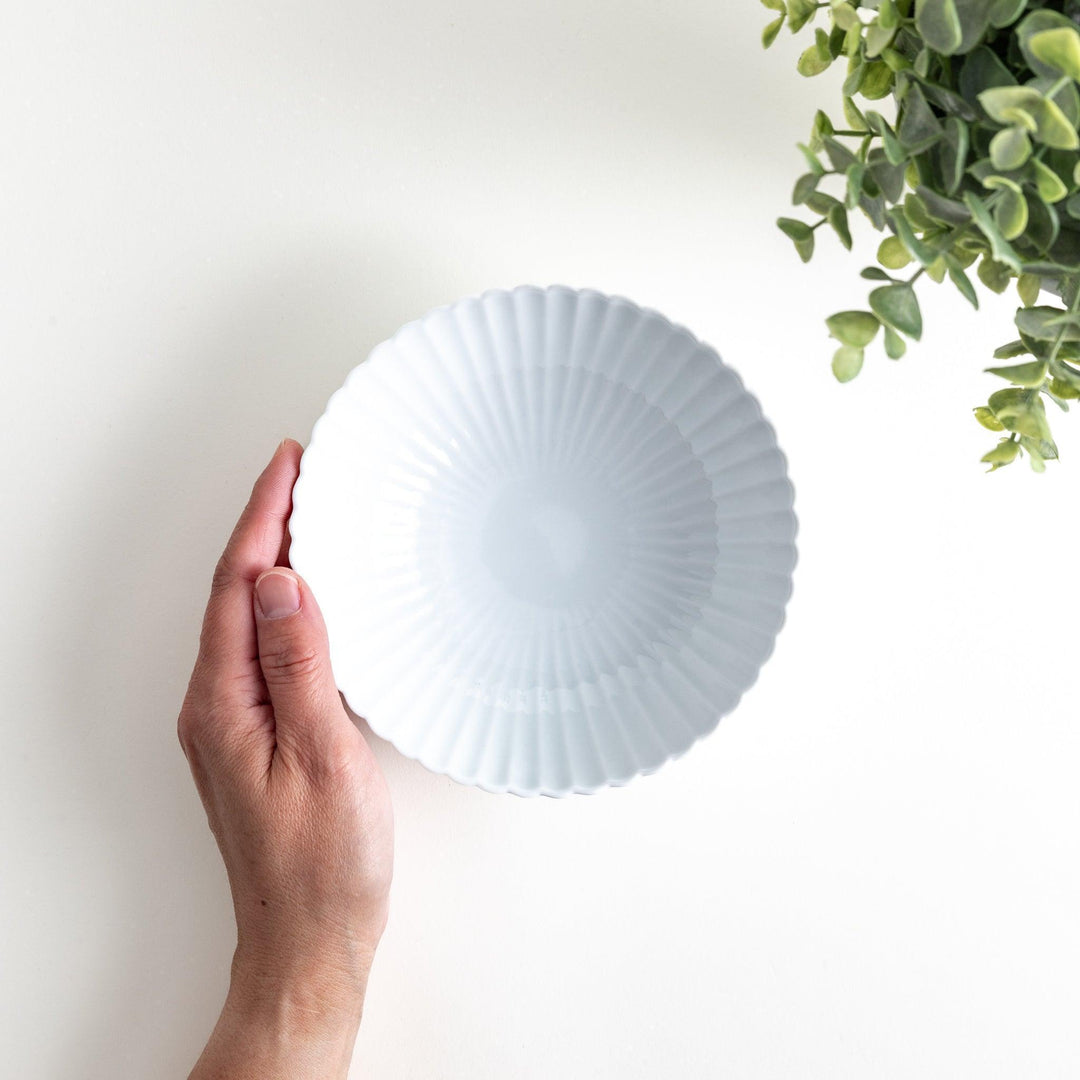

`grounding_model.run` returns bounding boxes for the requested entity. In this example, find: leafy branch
[763,0,1080,471]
